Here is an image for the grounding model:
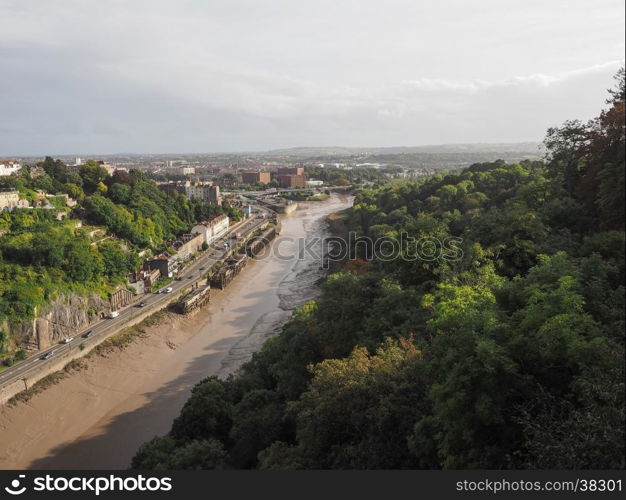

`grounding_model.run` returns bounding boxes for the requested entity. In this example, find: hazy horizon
[1,0,624,156]
[4,141,545,160]
[2,141,543,160]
